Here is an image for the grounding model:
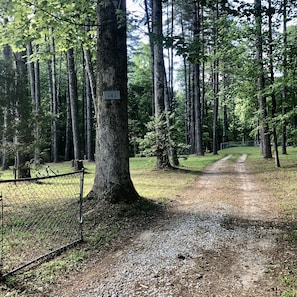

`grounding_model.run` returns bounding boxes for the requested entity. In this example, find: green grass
[0,154,221,294]
[130,154,223,201]
[0,155,224,201]
[2,149,297,295]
